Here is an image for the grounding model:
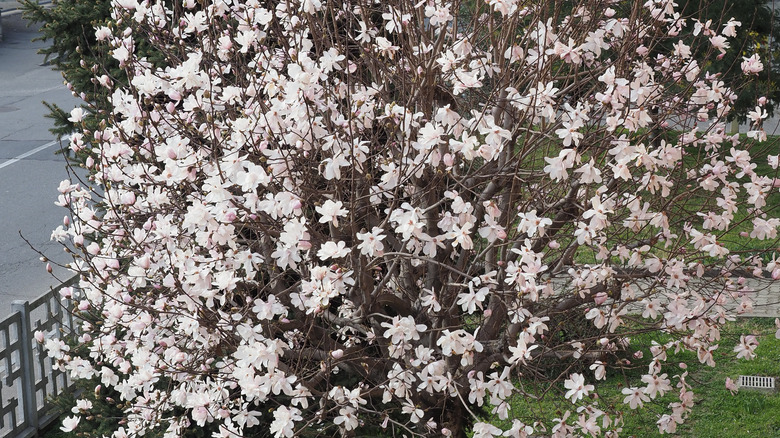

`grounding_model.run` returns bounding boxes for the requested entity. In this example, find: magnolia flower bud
[331,349,344,359]
[59,287,73,299]
[120,192,136,205]
[87,242,101,255]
